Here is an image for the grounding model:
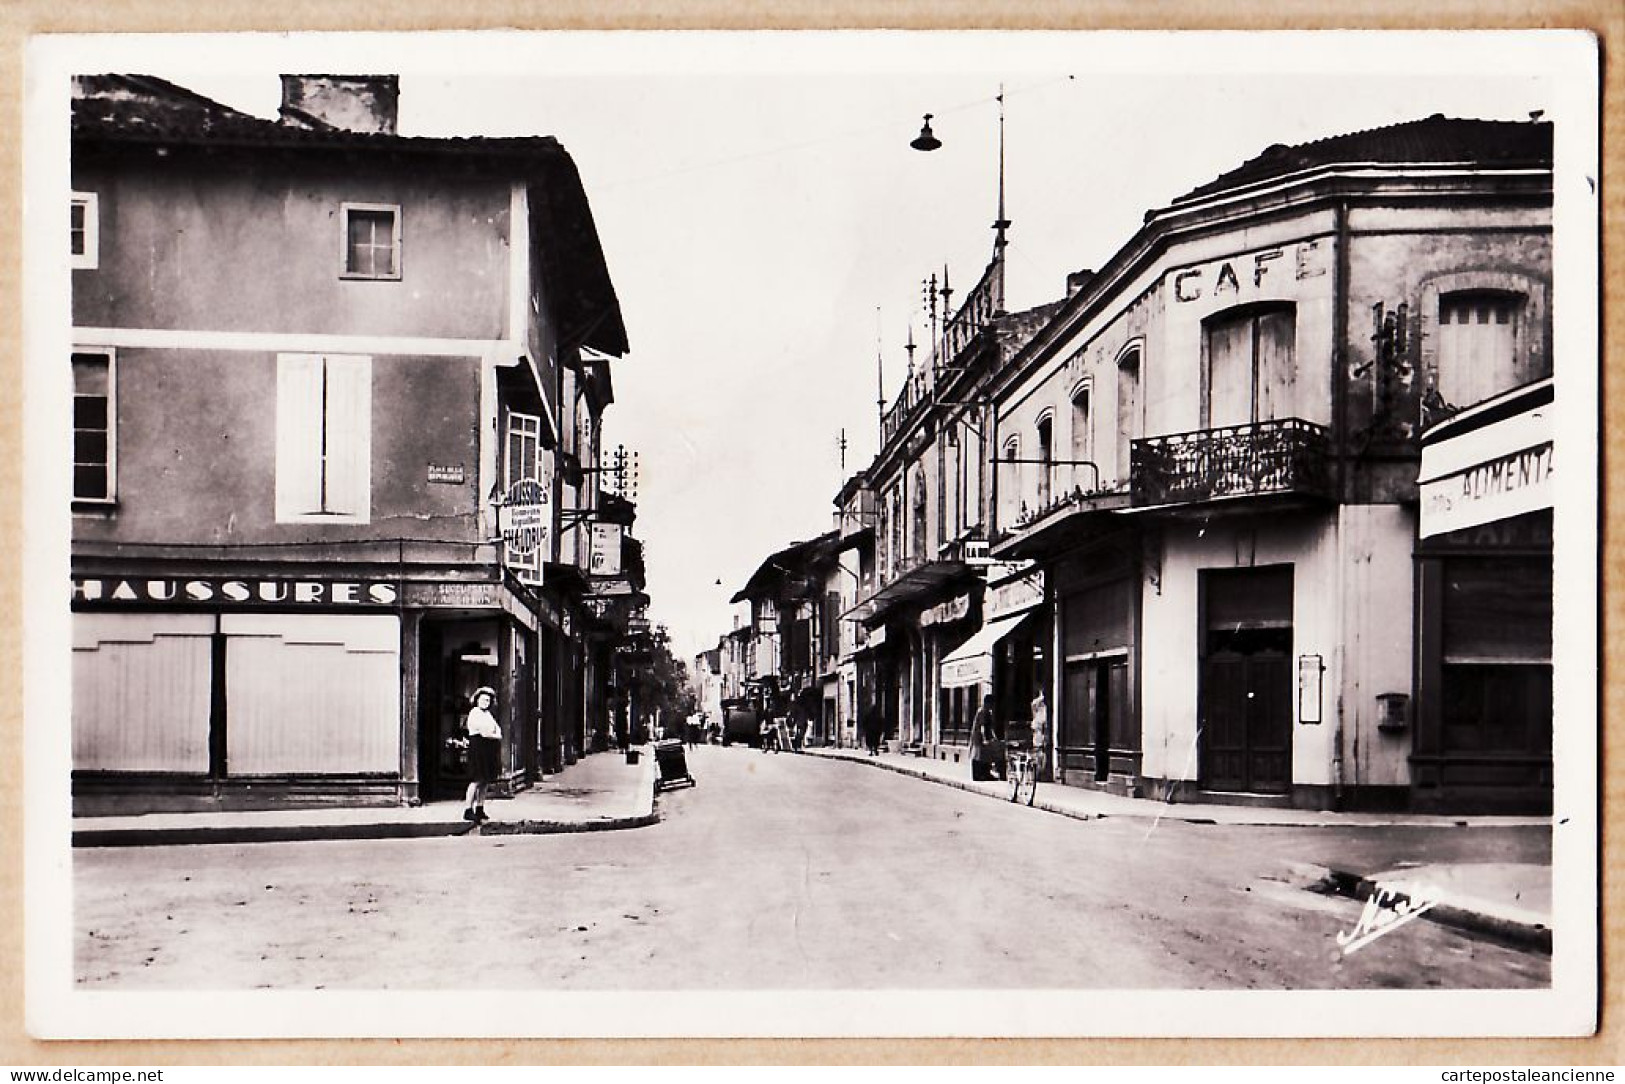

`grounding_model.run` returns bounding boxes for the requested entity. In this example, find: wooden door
[1201,652,1251,791]
[1200,641,1291,793]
